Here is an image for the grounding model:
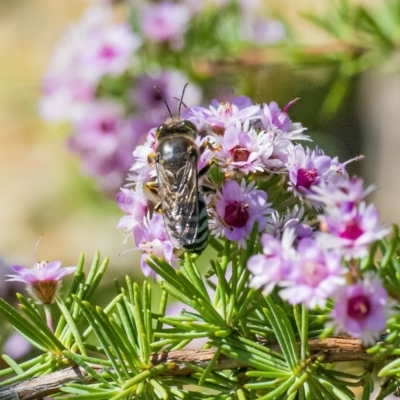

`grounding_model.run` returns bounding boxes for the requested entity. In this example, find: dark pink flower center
[99,45,117,60]
[297,168,318,189]
[231,146,250,162]
[340,220,364,240]
[99,119,117,134]
[212,125,226,135]
[347,294,371,320]
[224,201,249,228]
